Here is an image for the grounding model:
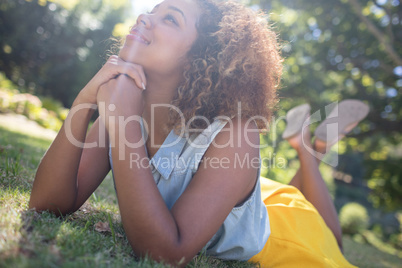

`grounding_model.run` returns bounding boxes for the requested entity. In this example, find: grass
[0,123,256,268]
[0,118,401,267]
[343,236,401,268]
